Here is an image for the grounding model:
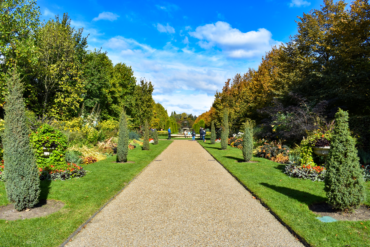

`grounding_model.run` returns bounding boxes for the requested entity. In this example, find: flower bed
[0,161,86,181]
[284,164,326,182]
[255,141,290,160]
